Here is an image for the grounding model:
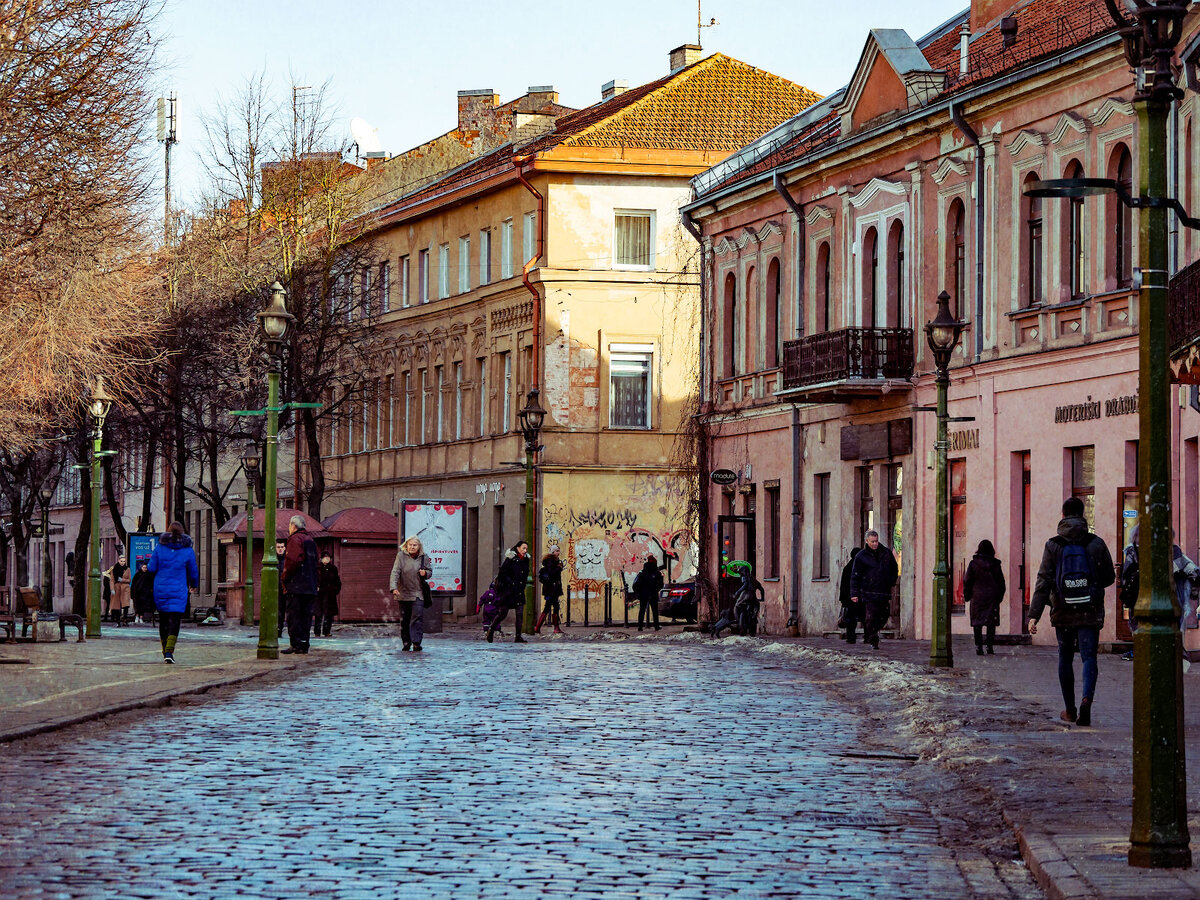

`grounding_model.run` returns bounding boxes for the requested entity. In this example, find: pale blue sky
[156,0,969,206]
